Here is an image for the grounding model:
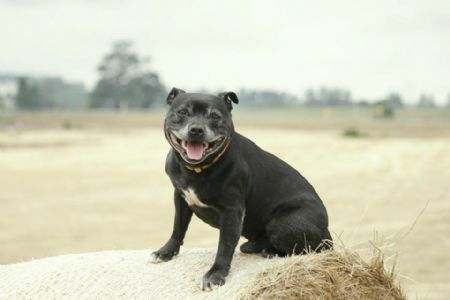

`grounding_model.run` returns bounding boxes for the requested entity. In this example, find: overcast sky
[1,0,449,104]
